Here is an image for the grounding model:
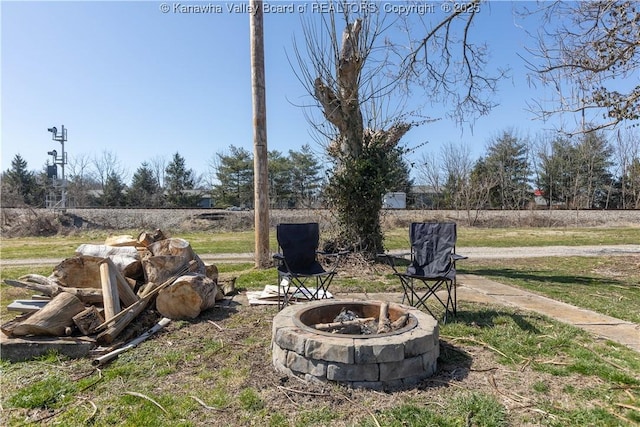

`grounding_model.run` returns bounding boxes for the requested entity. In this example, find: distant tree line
[415,128,640,211]
[3,130,639,210]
